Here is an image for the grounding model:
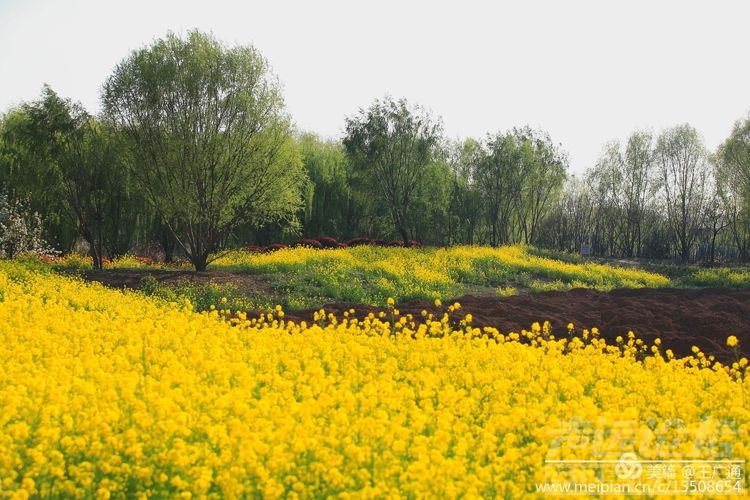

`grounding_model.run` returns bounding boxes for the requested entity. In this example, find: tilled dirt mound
[285,288,750,364]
